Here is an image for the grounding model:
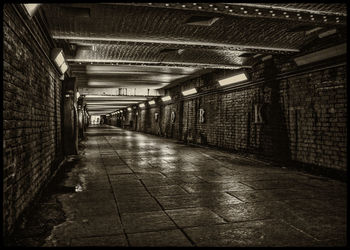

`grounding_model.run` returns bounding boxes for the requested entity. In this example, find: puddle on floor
[5,143,86,247]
